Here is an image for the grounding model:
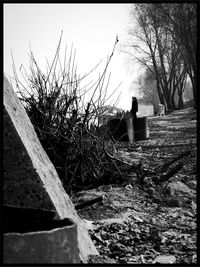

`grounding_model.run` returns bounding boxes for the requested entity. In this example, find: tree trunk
[156,83,165,105]
[178,94,184,109]
[189,73,196,108]
[170,84,177,110]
